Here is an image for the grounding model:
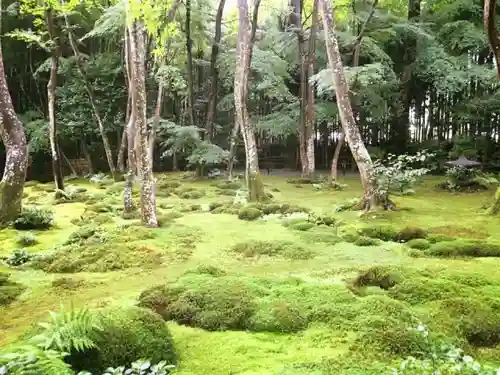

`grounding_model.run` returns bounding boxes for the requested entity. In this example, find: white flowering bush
[393,325,500,375]
[373,151,433,204]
